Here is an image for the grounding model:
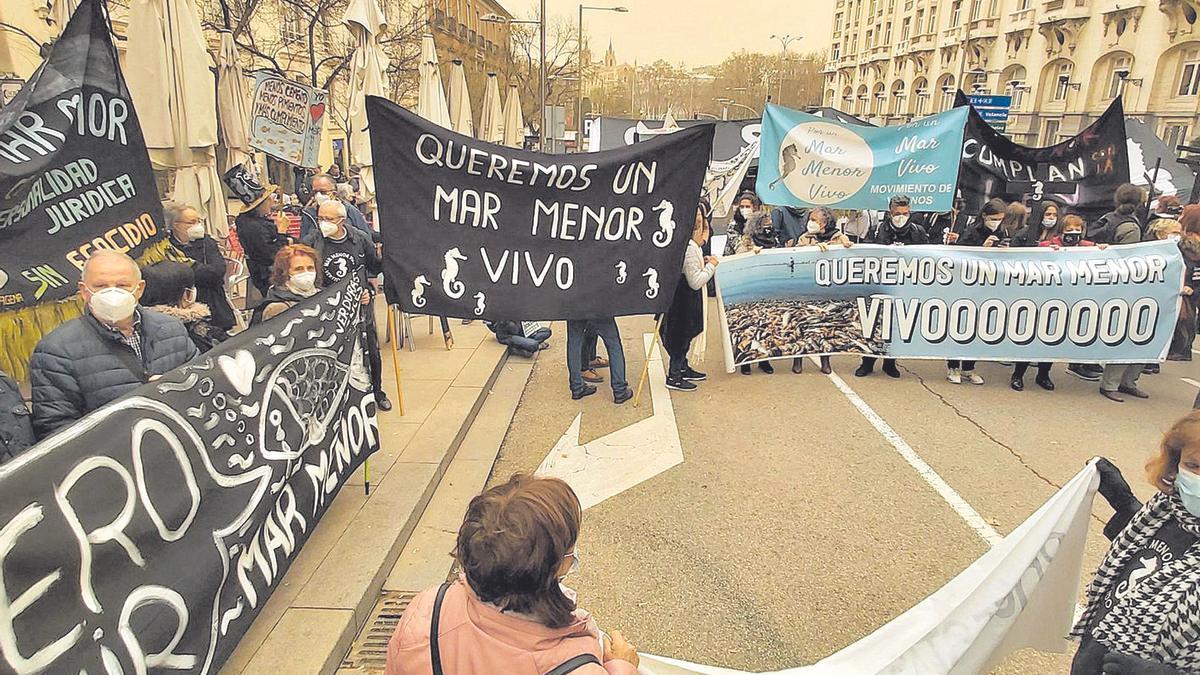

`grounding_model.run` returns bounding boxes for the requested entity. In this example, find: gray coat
[29,309,199,439]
